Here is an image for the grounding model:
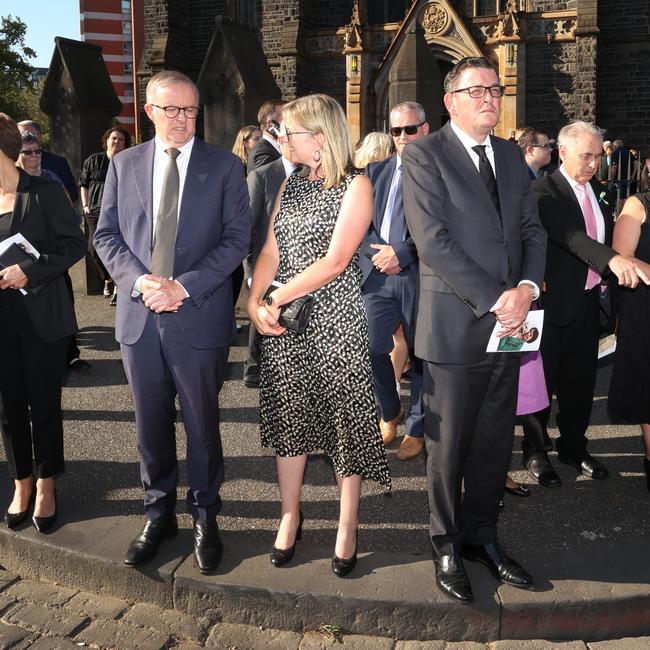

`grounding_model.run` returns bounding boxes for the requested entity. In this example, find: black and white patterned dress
[260,170,391,489]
